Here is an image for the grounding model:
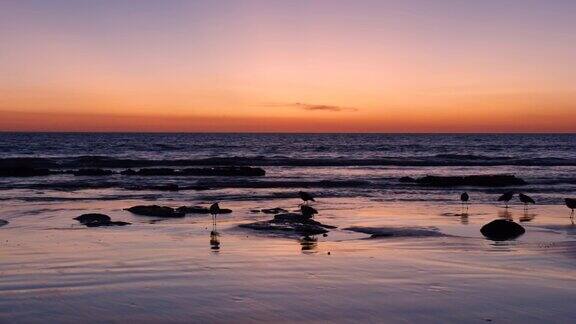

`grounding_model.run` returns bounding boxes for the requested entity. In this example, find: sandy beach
[1,193,575,322]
